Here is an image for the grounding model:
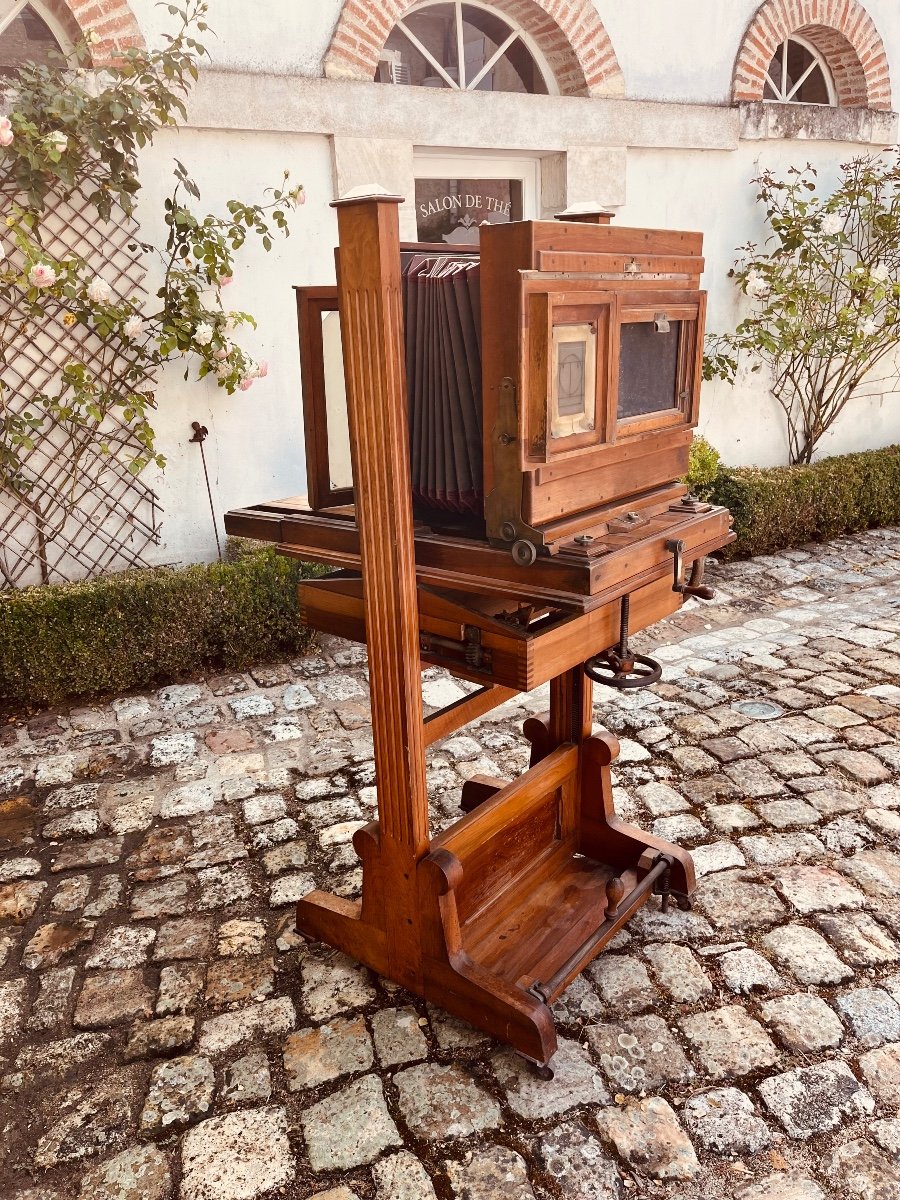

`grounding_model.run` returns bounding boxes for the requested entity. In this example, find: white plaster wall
[133,128,337,568]
[621,141,900,467]
[125,0,900,108]
[66,0,900,570]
